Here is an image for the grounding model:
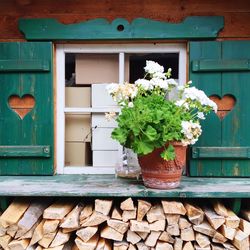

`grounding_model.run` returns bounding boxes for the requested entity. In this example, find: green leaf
[160,144,176,160]
[111,128,127,144]
[133,140,154,155]
[145,125,157,141]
